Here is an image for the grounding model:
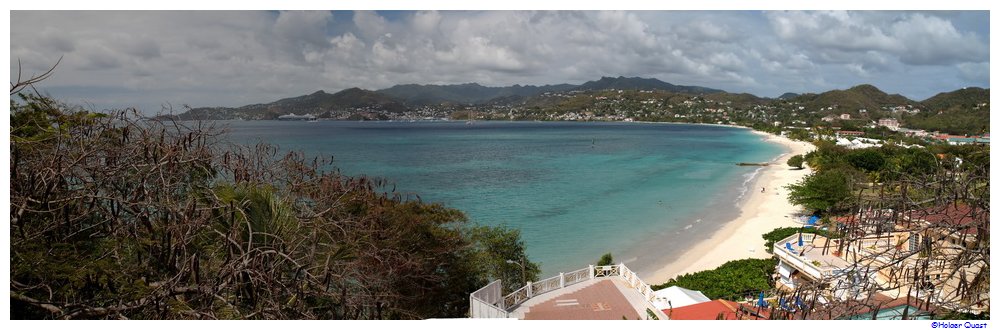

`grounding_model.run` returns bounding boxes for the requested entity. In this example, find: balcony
[773,233,849,281]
